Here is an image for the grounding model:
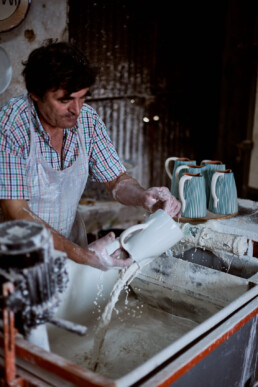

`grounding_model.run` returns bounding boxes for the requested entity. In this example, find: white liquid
[89,262,140,371]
